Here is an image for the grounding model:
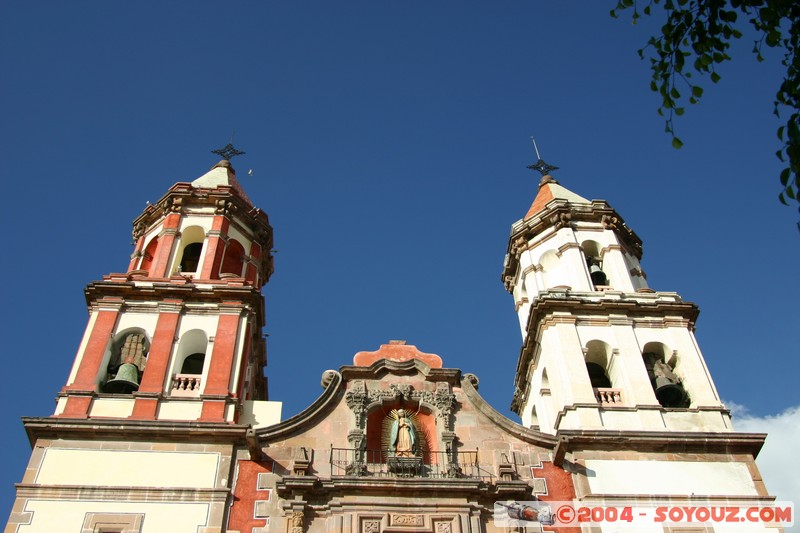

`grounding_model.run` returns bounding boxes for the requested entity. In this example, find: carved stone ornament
[510,386,524,413]
[161,196,183,215]
[602,214,619,230]
[345,380,369,428]
[391,514,423,526]
[290,511,304,533]
[362,520,381,533]
[550,211,571,229]
[346,381,457,433]
[629,267,647,279]
[132,223,146,240]
[215,199,238,216]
